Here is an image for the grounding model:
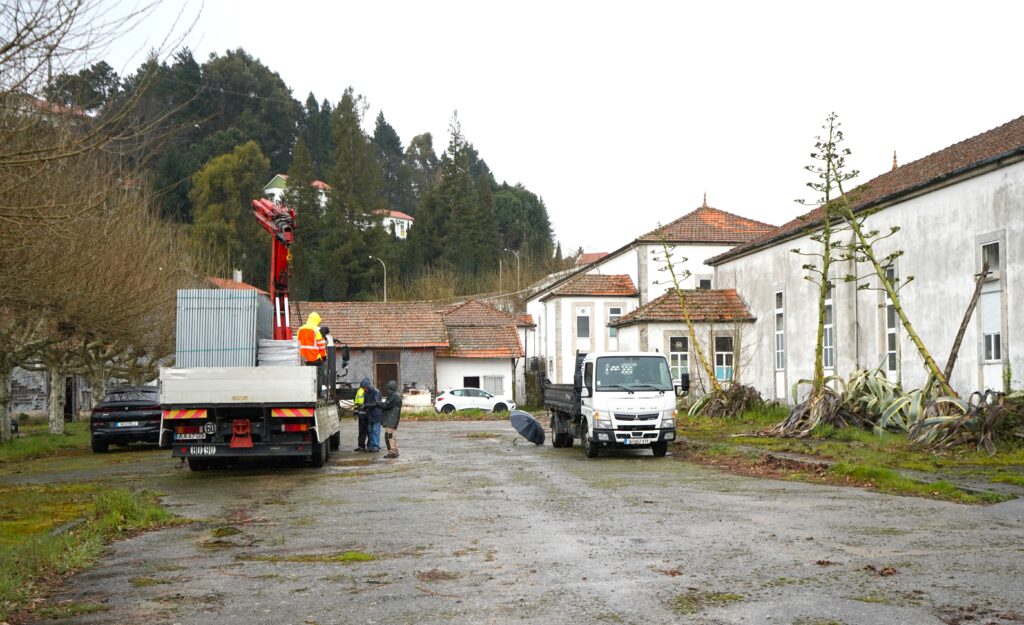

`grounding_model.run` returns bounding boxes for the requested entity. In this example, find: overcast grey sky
[104,0,1024,253]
